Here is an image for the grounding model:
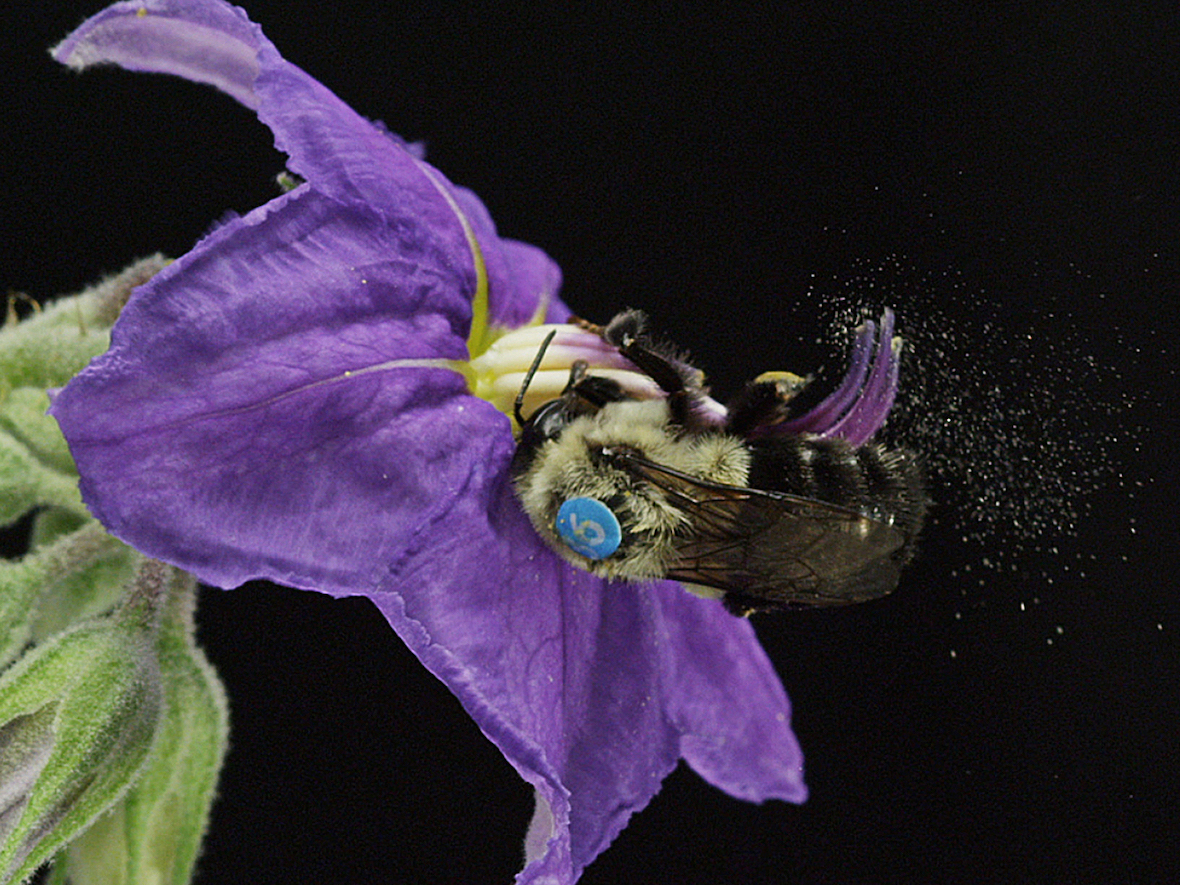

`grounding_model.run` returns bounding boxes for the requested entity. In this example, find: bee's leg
[572,373,630,408]
[596,311,710,426]
[558,360,634,413]
[725,371,812,436]
[571,309,647,342]
[598,312,679,390]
